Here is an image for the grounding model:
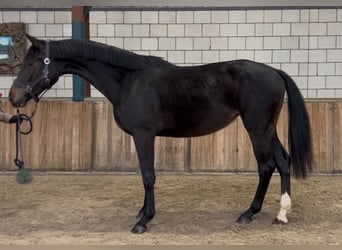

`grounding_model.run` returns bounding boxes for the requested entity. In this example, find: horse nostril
[8,91,17,106]
[9,95,13,104]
